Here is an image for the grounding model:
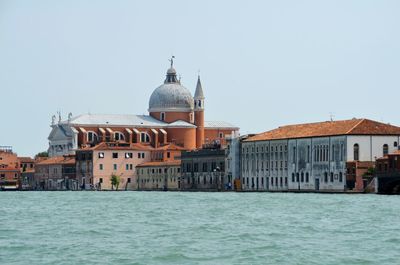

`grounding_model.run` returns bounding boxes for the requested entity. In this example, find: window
[306,172,309,183]
[140,132,150,143]
[354,144,359,161]
[292,173,295,182]
[339,172,343,182]
[301,172,304,182]
[330,172,334,182]
[126,164,129,170]
[87,131,98,143]
[127,178,131,183]
[99,178,103,183]
[112,153,118,159]
[160,112,165,121]
[113,164,117,170]
[125,152,133,159]
[202,163,208,172]
[167,152,170,159]
[130,164,133,170]
[114,132,125,141]
[383,144,389,156]
[99,164,103,170]
[219,132,224,138]
[324,172,328,182]
[395,142,398,147]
